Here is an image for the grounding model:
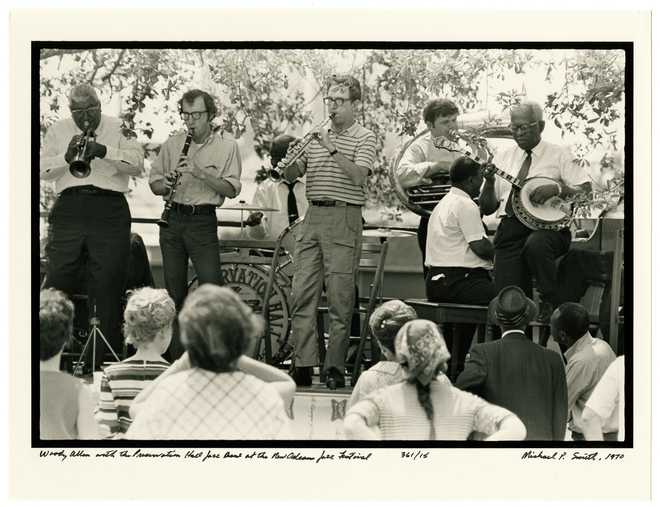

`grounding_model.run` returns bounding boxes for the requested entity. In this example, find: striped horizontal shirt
[95,358,170,438]
[299,121,377,205]
[347,375,514,440]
